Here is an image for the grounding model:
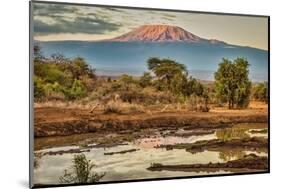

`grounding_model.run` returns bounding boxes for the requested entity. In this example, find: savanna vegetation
[34,45,268,112]
[34,45,96,101]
